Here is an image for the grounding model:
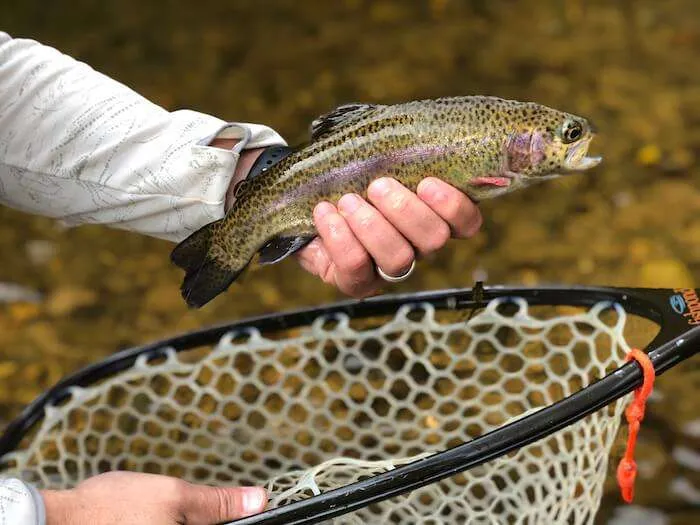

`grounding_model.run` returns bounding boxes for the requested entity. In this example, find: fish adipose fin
[258,235,315,265]
[171,220,249,308]
[310,103,383,141]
